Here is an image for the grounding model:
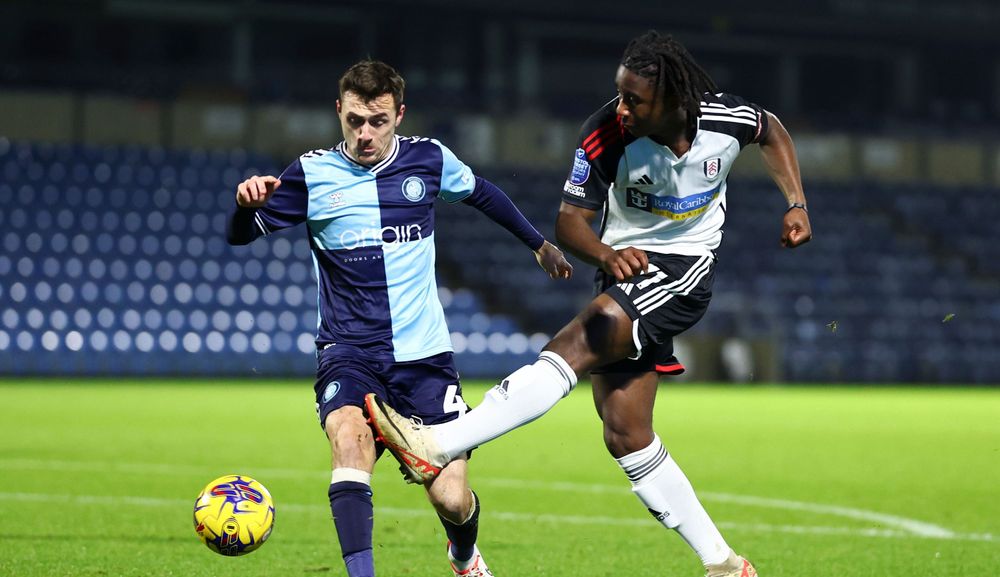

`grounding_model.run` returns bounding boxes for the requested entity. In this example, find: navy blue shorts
[314,345,469,430]
[592,253,714,374]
